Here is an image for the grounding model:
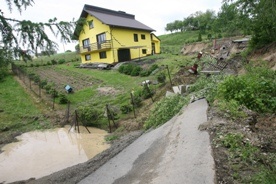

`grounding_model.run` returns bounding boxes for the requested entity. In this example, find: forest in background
[165,0,276,49]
